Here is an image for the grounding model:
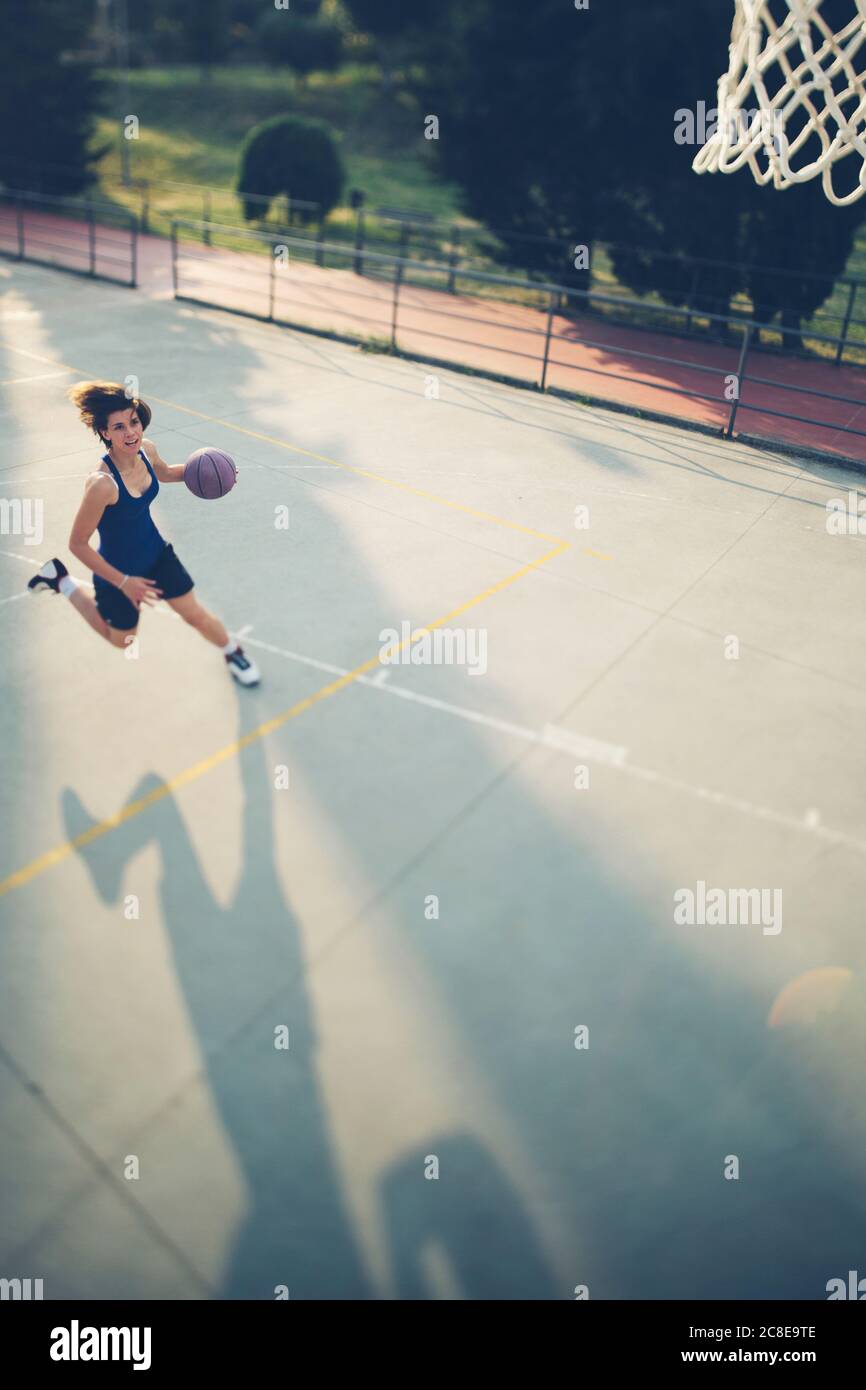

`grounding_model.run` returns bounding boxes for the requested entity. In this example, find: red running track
[3,206,866,466]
